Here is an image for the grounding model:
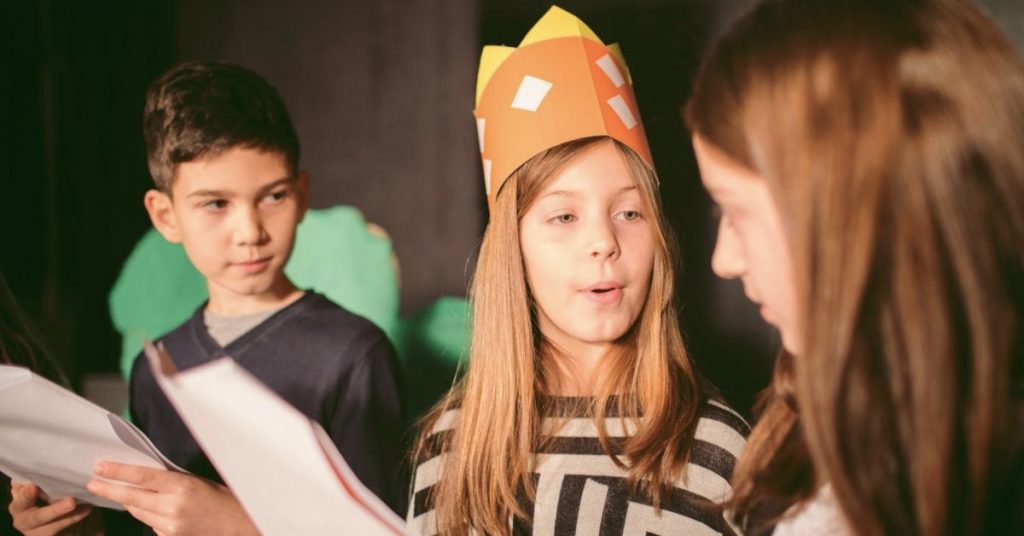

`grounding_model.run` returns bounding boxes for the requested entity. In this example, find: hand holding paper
[86,462,257,536]
[0,365,181,510]
[9,481,98,536]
